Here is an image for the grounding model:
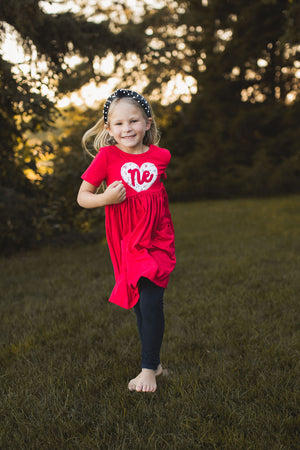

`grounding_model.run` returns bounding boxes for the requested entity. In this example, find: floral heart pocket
[121,162,158,192]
